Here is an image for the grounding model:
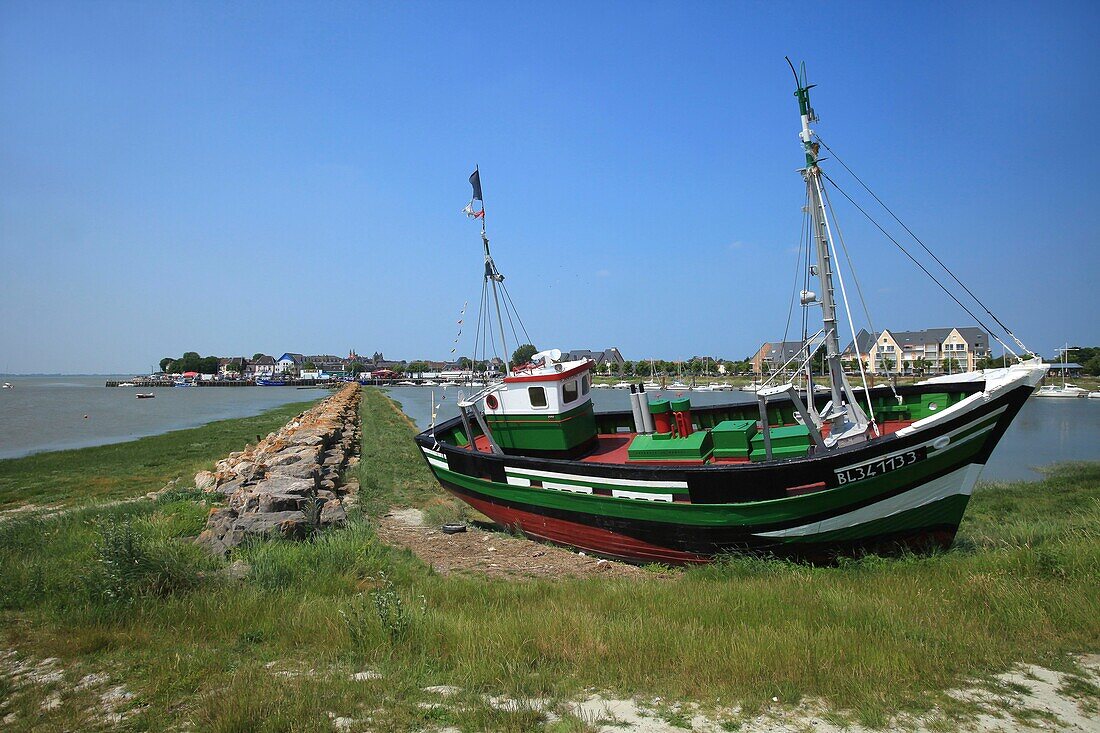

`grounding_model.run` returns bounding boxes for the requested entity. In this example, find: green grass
[0,400,318,509]
[0,387,1097,731]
